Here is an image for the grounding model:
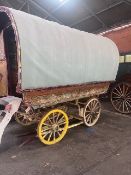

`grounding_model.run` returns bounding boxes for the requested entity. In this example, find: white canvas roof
[9,8,119,90]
